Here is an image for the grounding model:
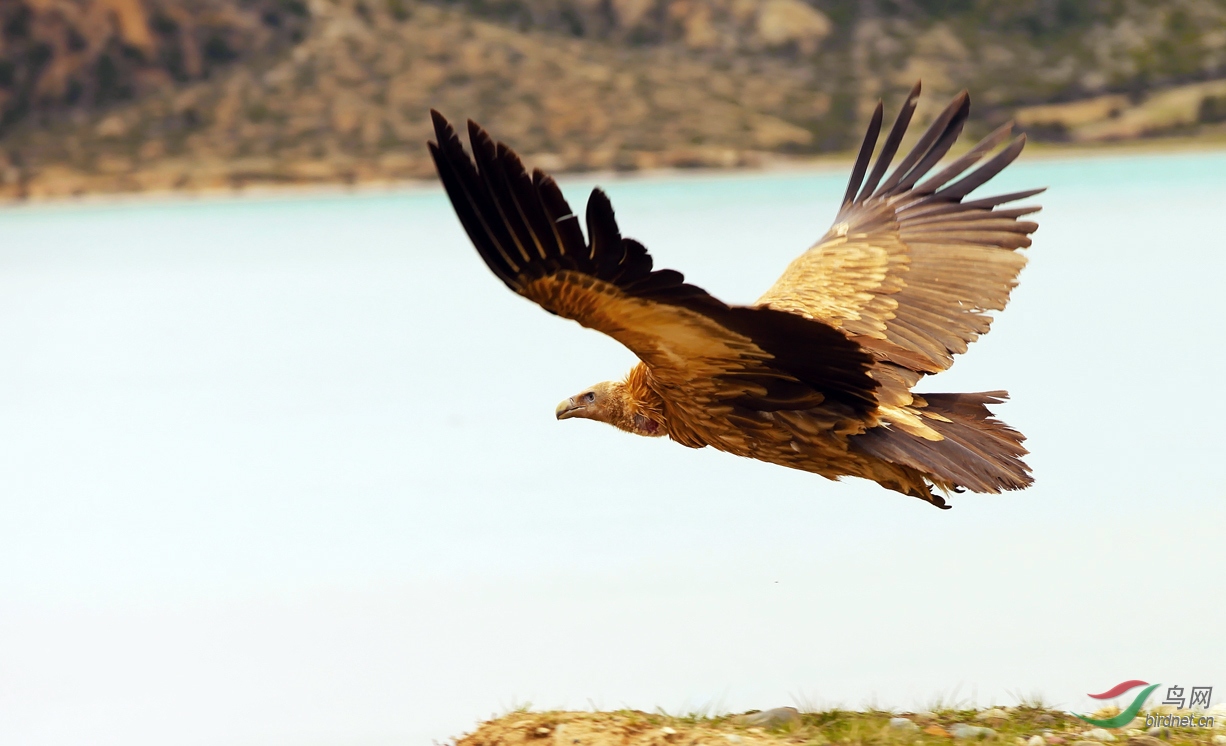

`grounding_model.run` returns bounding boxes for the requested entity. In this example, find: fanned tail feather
[852,391,1032,499]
